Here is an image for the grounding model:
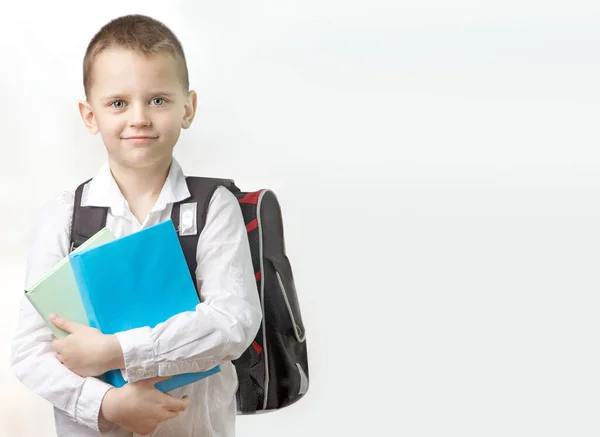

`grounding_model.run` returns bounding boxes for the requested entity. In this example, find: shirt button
[137,369,145,377]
